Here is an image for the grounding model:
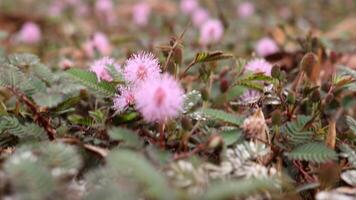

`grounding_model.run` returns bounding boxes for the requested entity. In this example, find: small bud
[271,65,281,79]
[287,92,295,104]
[310,90,321,102]
[200,87,209,101]
[271,109,282,126]
[208,134,224,149]
[219,79,229,93]
[181,116,193,130]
